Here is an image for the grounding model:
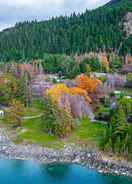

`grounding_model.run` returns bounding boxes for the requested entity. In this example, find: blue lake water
[0,159,132,184]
